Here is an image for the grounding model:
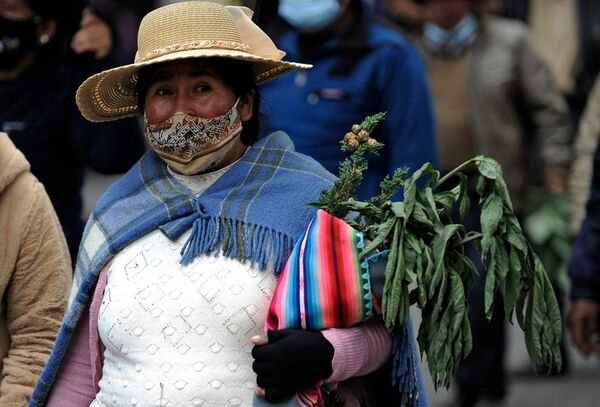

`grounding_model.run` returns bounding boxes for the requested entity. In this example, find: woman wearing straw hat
[29,2,427,406]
